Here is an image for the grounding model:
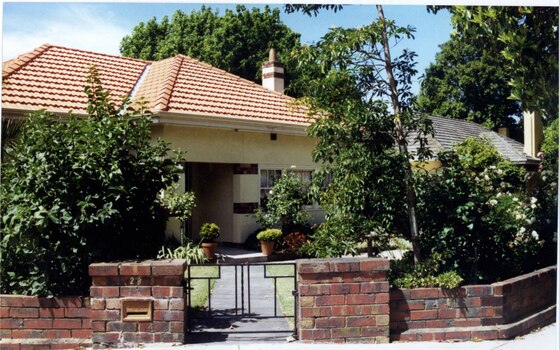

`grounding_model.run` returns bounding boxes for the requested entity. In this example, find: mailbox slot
[121,299,152,322]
